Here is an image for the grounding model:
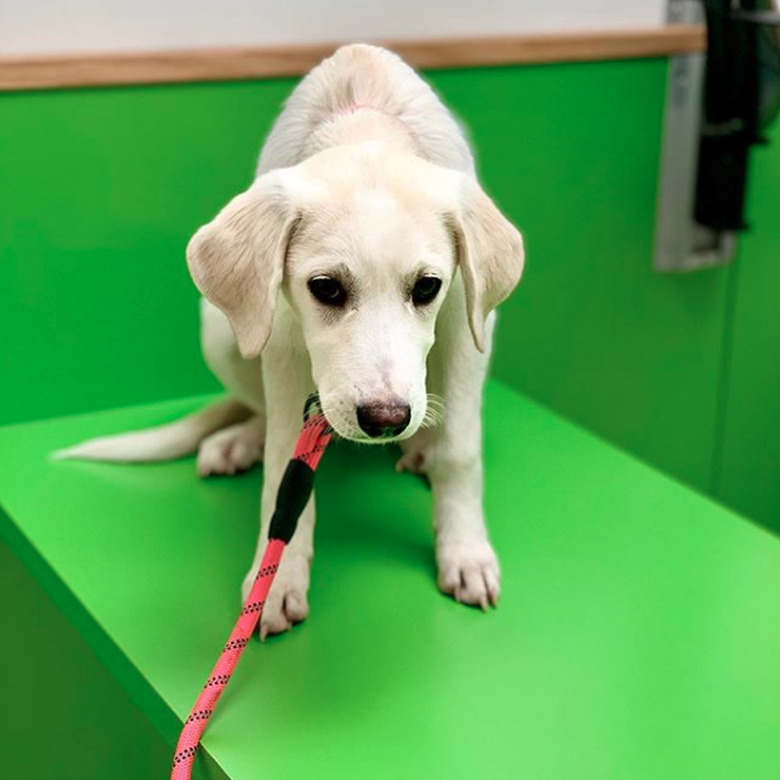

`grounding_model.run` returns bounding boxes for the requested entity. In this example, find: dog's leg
[197,298,268,477]
[241,326,317,638]
[203,300,314,635]
[201,298,266,413]
[424,295,500,609]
